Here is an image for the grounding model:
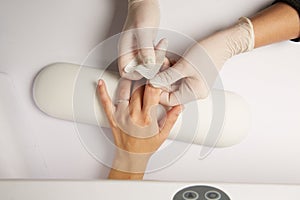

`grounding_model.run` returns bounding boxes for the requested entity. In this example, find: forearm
[251,2,300,48]
[195,2,300,70]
